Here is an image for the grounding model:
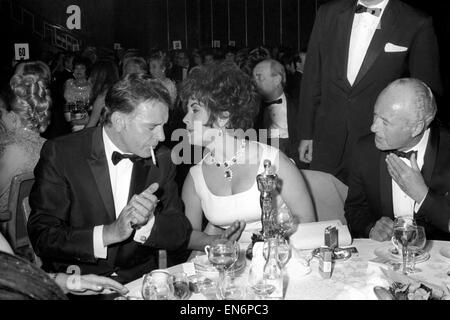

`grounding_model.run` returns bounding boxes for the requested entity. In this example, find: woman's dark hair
[103,73,171,125]
[89,59,120,103]
[180,61,259,131]
[72,56,91,76]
